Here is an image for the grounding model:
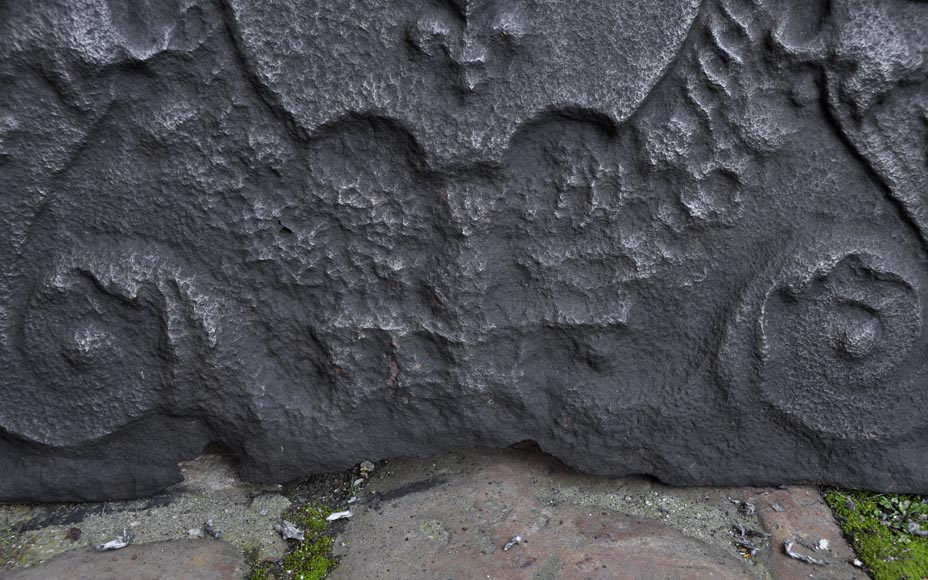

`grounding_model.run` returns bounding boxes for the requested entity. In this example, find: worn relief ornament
[0,0,927,501]
[227,0,701,164]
